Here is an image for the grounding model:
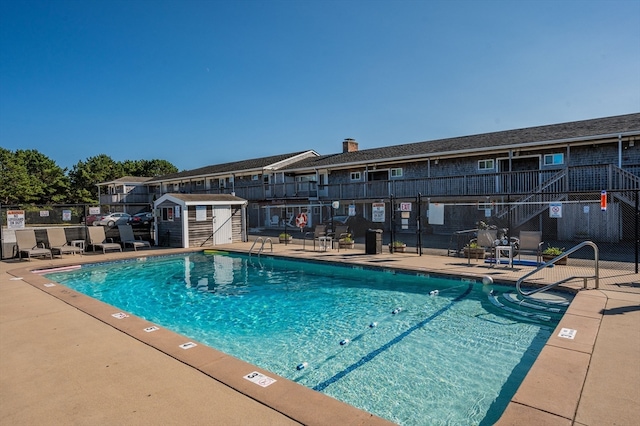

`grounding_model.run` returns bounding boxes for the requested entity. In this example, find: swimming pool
[44,252,564,425]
